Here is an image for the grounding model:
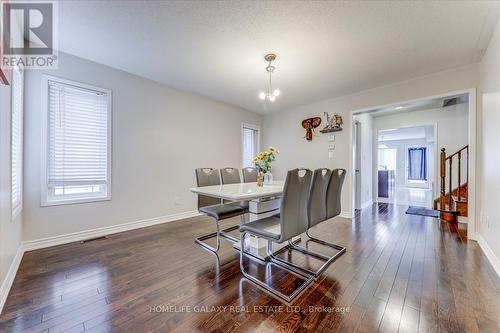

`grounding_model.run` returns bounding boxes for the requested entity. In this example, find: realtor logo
[1,0,58,69]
